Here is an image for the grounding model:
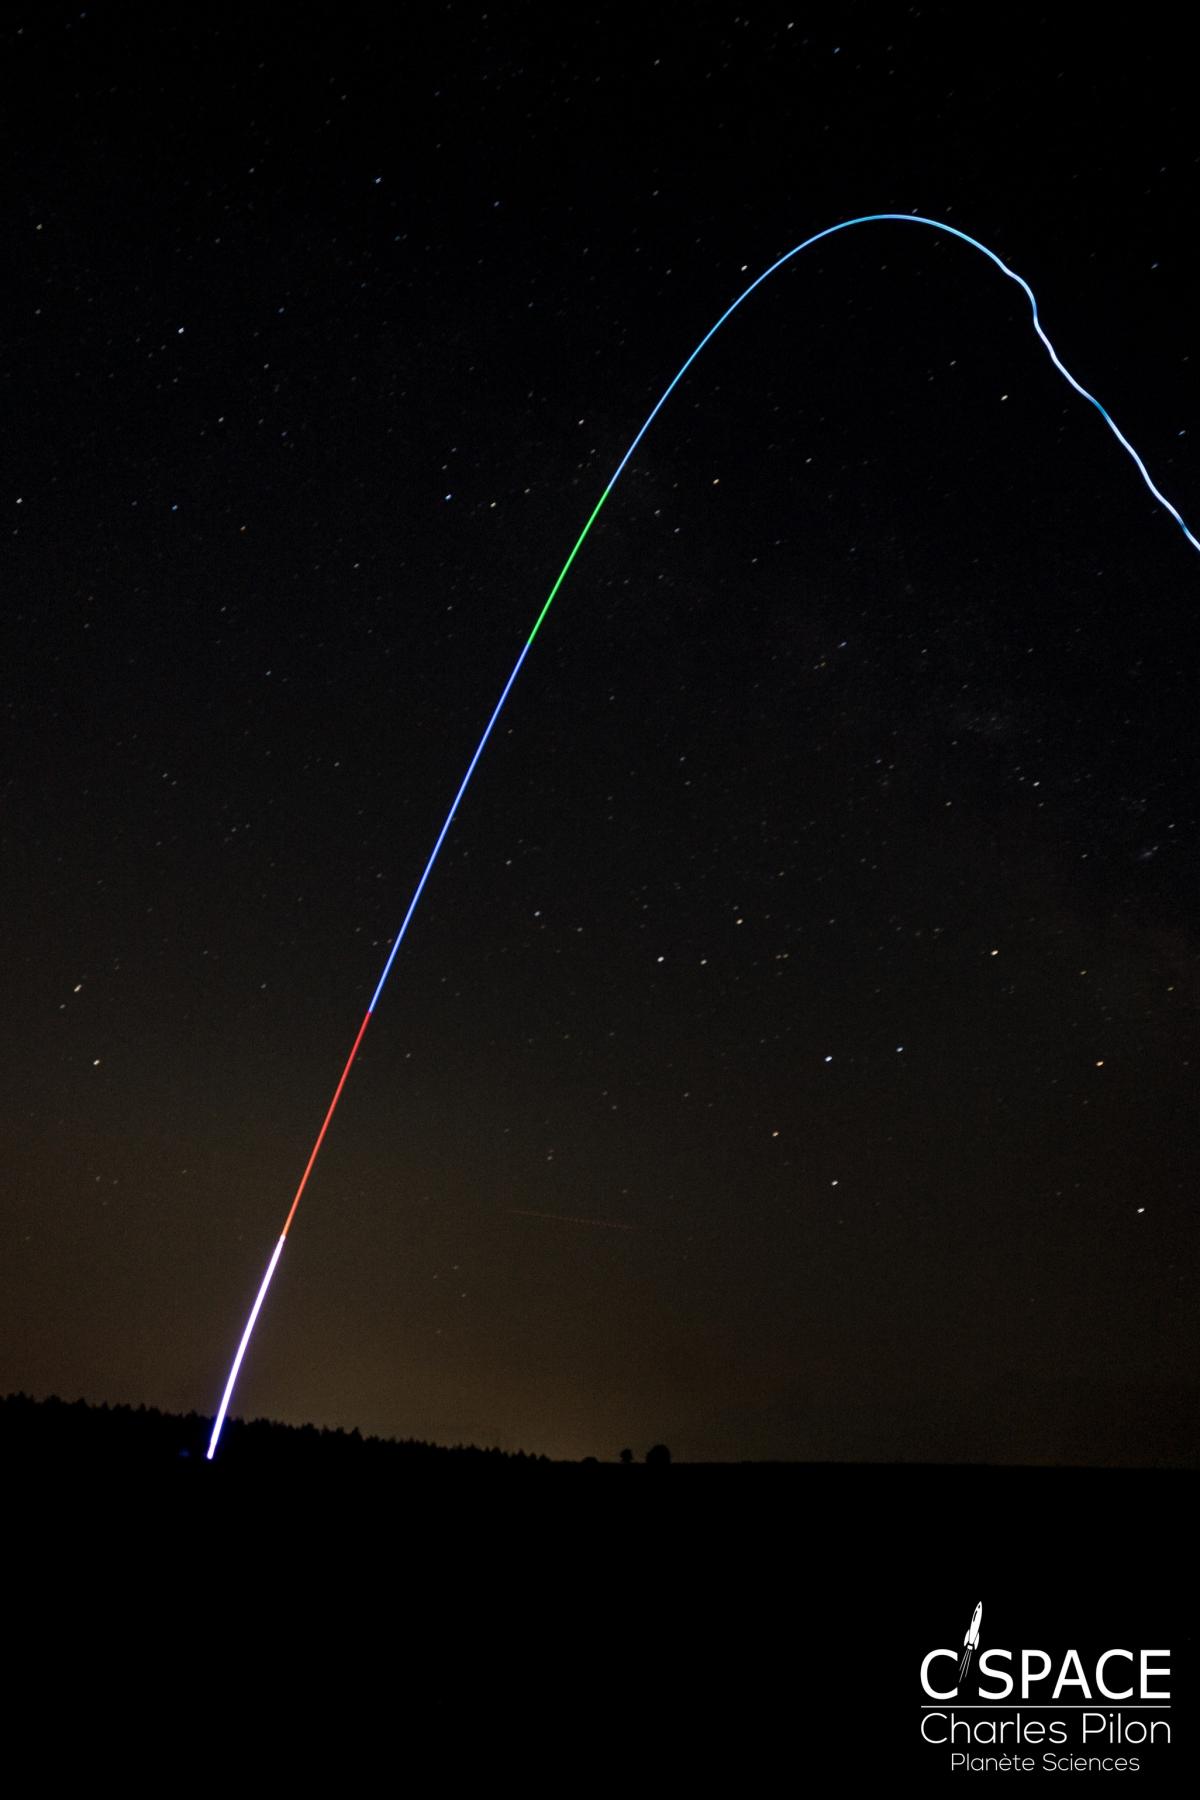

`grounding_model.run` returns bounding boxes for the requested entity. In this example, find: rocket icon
[959,1601,983,1682]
